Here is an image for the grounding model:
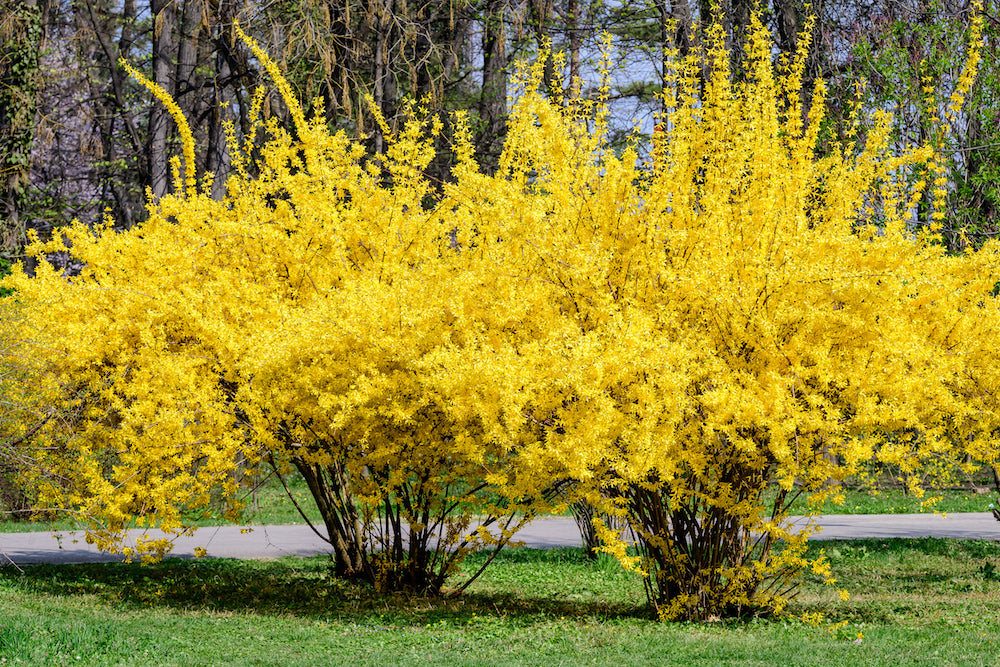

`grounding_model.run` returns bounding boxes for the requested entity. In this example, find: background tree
[3,0,851,249]
[838,0,998,250]
[0,0,44,261]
